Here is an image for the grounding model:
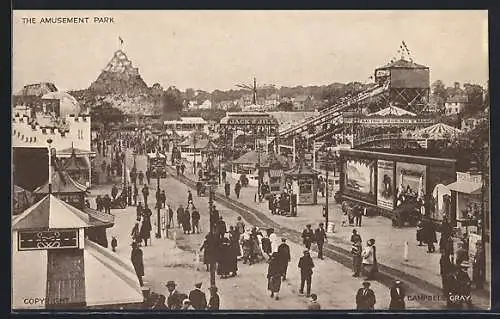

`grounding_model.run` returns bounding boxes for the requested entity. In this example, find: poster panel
[395,162,427,207]
[377,160,395,210]
[428,165,456,220]
[344,158,376,202]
